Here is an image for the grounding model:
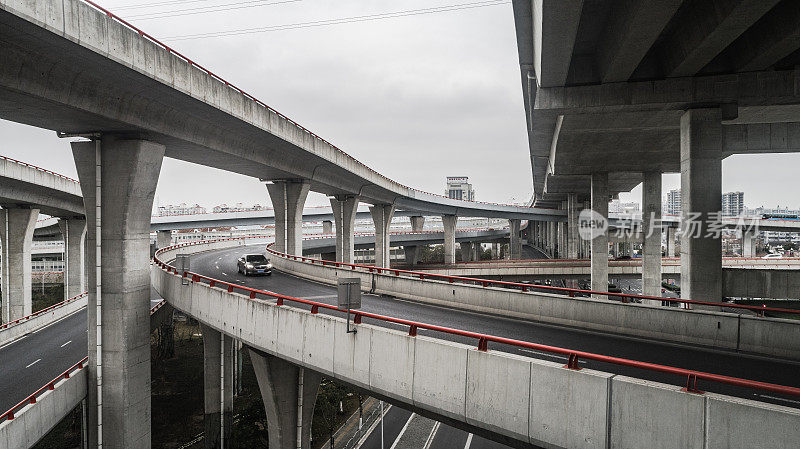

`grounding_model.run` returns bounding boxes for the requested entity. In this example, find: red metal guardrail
[0,292,88,331]
[0,299,166,423]
[153,237,800,399]
[265,243,800,317]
